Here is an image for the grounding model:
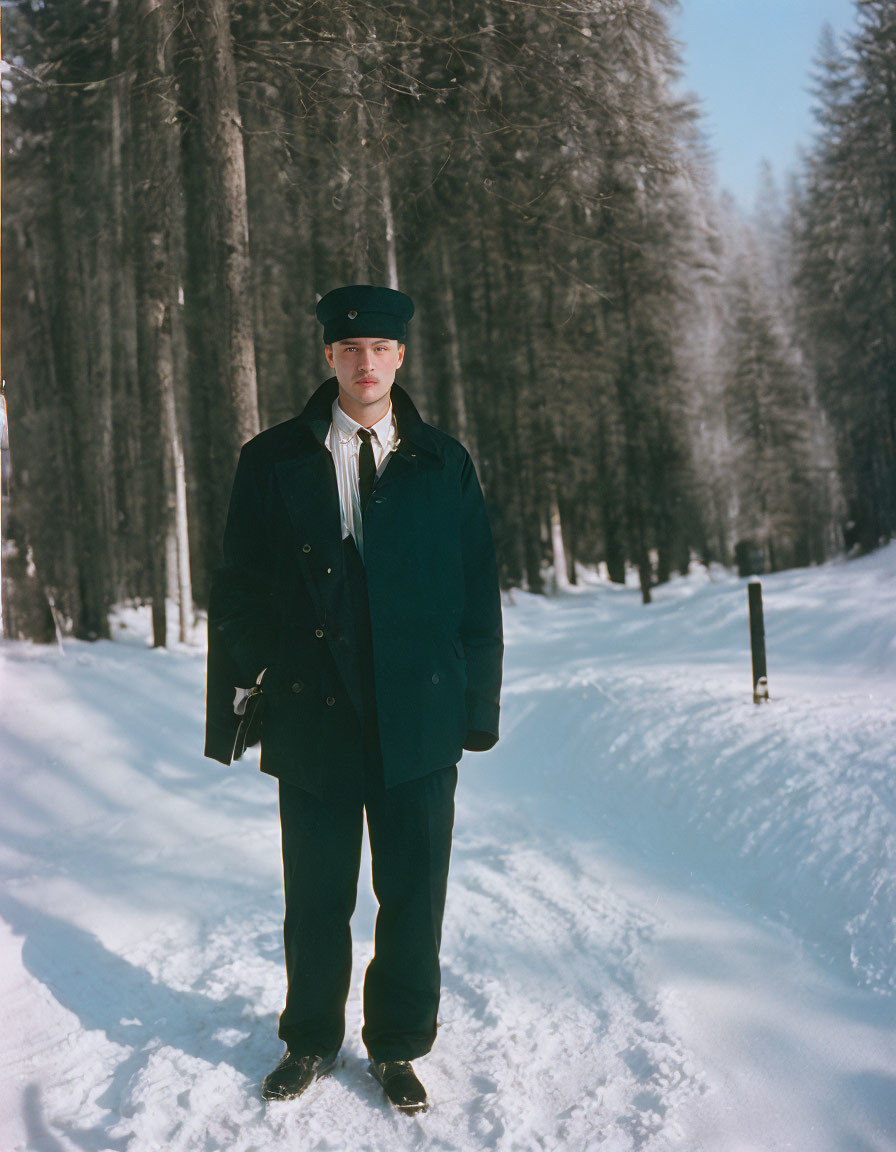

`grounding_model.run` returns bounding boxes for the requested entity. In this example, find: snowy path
[2,549,895,1150]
